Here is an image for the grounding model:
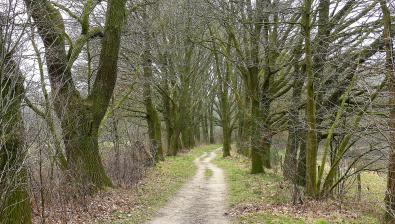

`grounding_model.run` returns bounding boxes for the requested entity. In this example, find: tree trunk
[203,112,209,143]
[381,0,395,221]
[250,68,264,173]
[237,86,251,156]
[209,104,215,144]
[297,129,307,186]
[142,7,163,162]
[62,112,112,189]
[25,0,127,189]
[284,61,303,181]
[303,0,319,197]
[210,27,232,157]
[0,45,32,224]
